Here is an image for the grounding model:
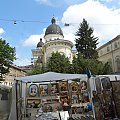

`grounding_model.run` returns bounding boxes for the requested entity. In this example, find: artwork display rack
[25,80,93,118]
